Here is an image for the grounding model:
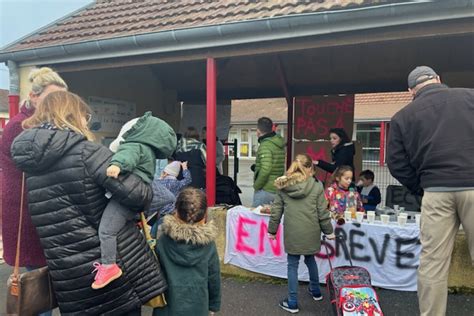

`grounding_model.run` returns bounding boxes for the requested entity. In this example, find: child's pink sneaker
[91,262,122,289]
